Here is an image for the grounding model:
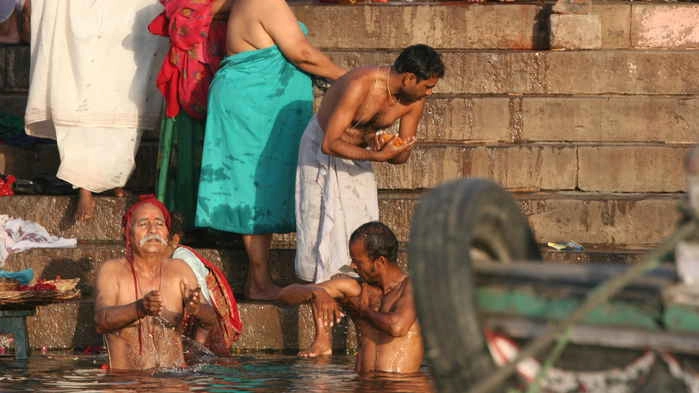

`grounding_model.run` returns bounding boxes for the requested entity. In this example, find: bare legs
[299,307,333,358]
[74,187,126,222]
[242,234,281,300]
[74,188,96,222]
